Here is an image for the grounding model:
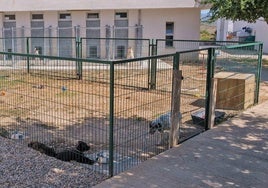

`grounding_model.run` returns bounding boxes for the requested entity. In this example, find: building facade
[0,0,202,58]
[216,18,268,54]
